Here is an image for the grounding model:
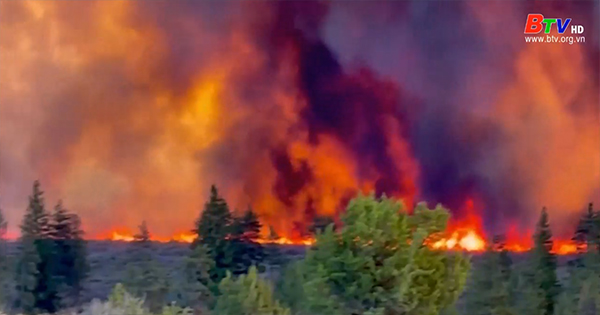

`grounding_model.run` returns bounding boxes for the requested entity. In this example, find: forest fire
[0,1,597,260]
[106,227,579,254]
[103,197,580,254]
[107,230,315,246]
